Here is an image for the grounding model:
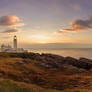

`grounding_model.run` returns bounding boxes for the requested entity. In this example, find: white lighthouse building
[0,35,27,52]
[13,35,17,51]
